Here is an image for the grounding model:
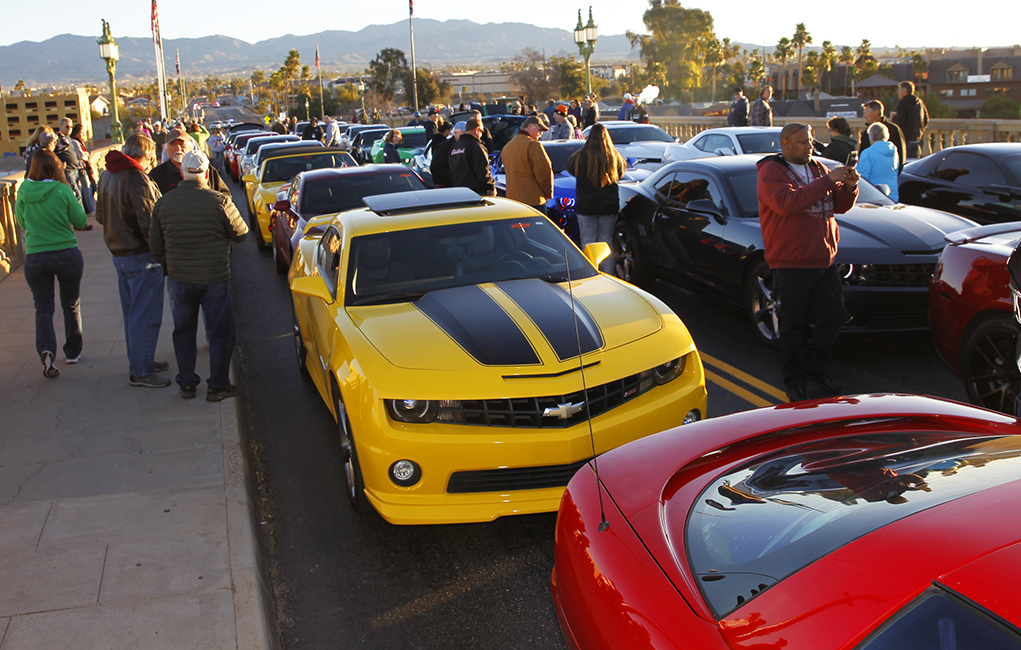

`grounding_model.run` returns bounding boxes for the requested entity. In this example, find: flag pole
[409,0,418,112]
[151,0,168,121]
[316,43,325,118]
[176,49,186,119]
